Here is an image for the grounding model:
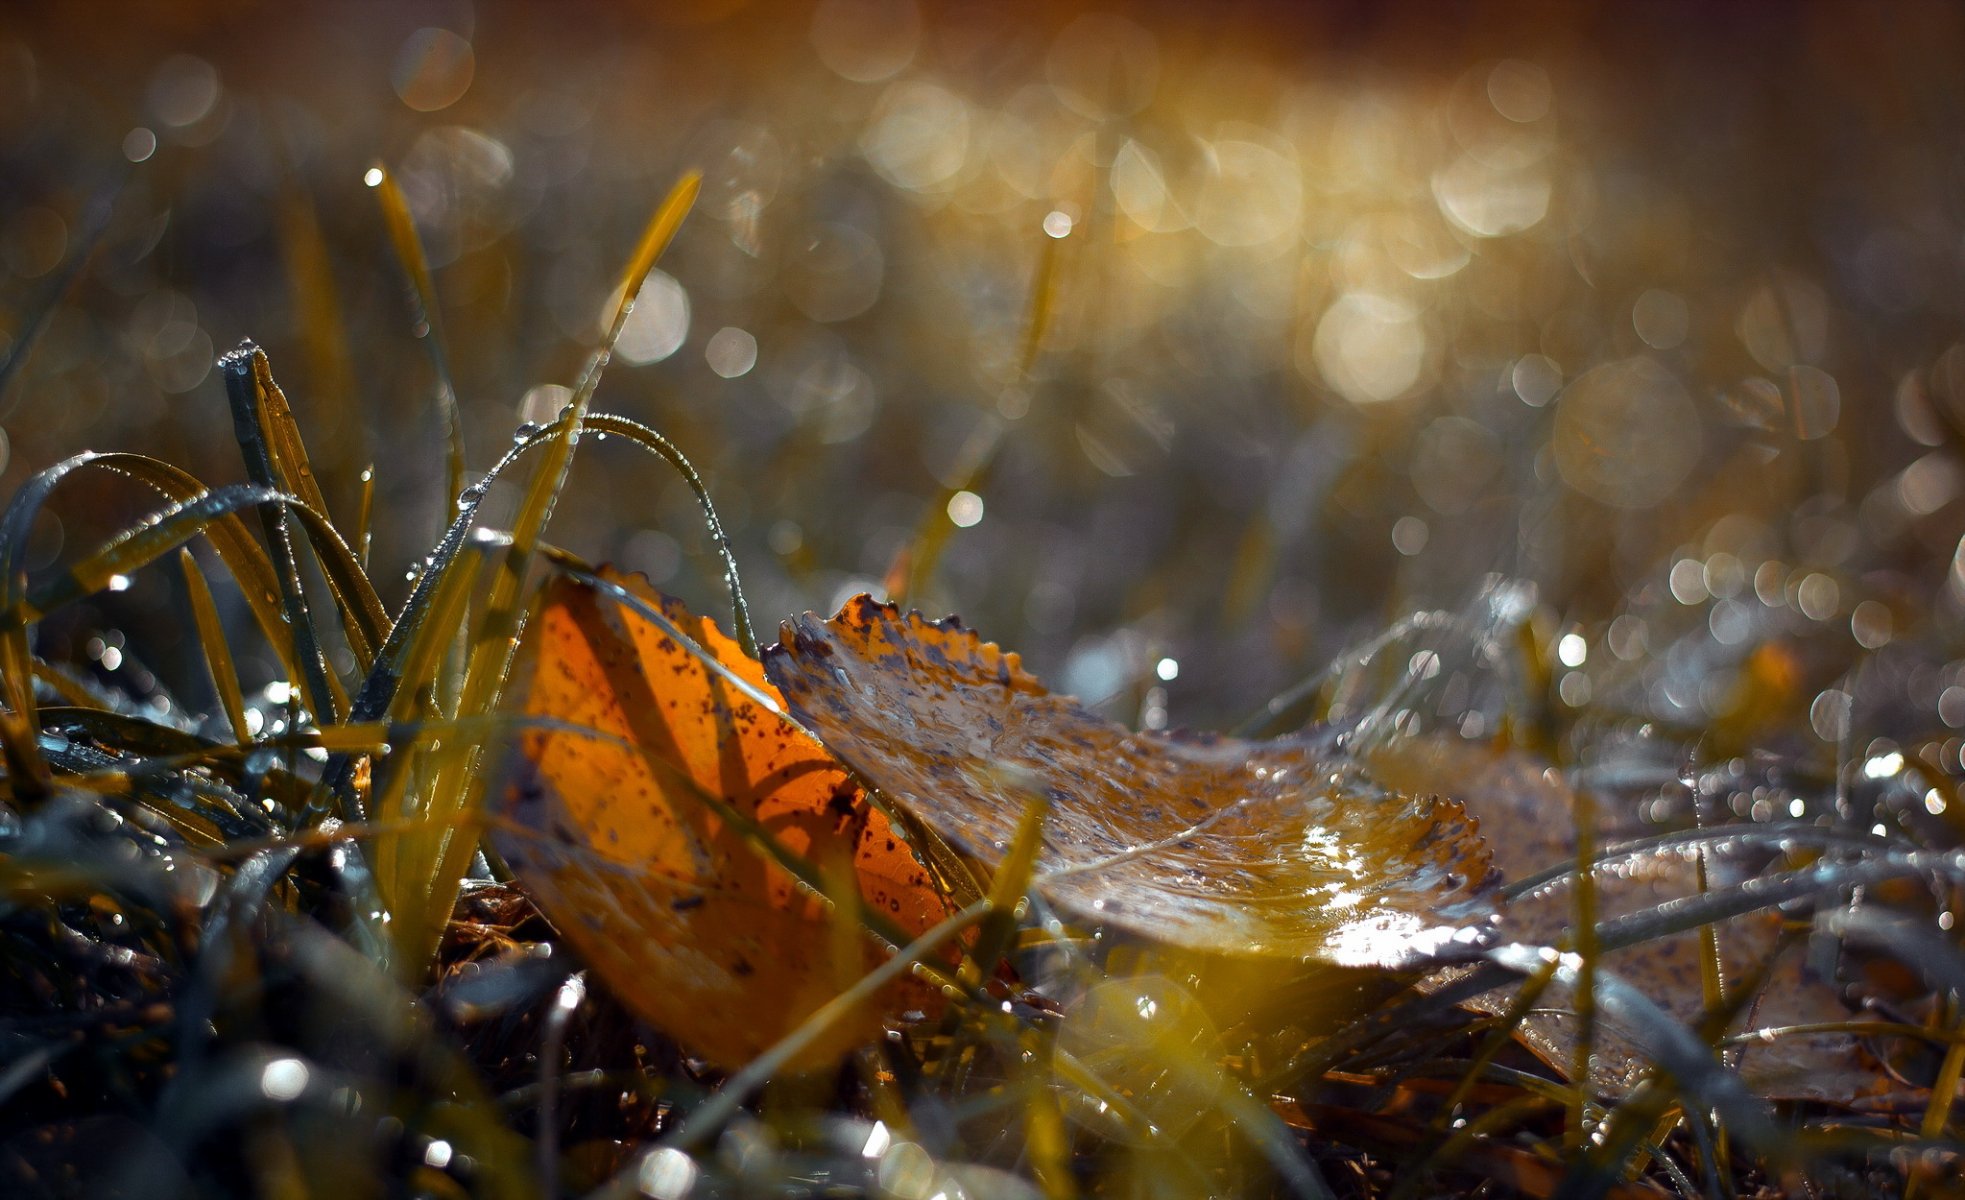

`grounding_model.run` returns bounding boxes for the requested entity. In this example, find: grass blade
[221,340,338,724]
[232,348,387,669]
[390,172,701,974]
[369,164,466,509]
[180,549,250,744]
[354,465,375,569]
[632,899,992,1166]
[887,231,1062,605]
[277,185,368,503]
